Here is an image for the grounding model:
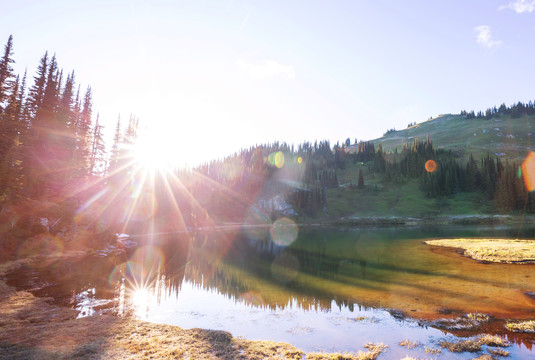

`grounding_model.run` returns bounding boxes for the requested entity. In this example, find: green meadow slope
[324,169,494,219]
[319,113,535,220]
[373,113,535,162]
